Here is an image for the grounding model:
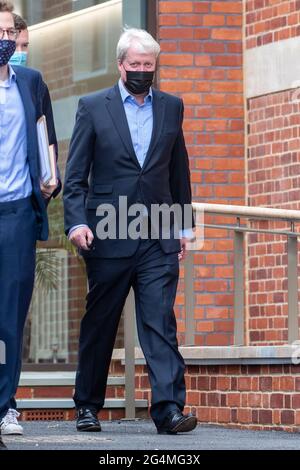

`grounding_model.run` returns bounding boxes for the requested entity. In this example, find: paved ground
[1,420,300,450]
